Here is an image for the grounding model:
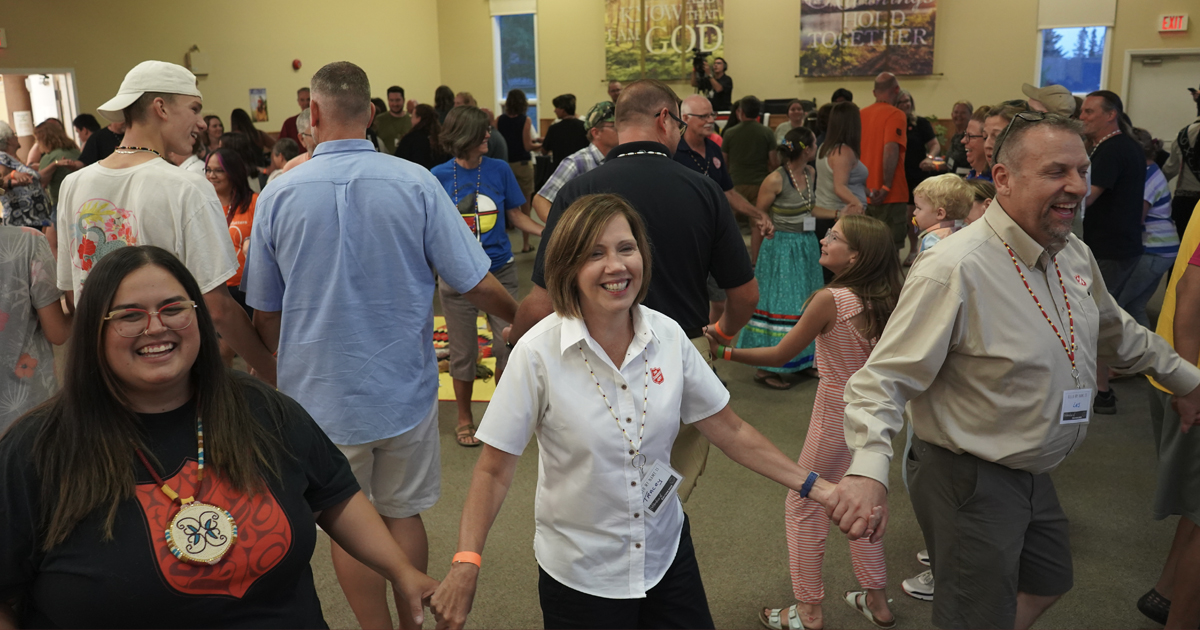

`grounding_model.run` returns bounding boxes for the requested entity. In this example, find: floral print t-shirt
[0,226,62,432]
